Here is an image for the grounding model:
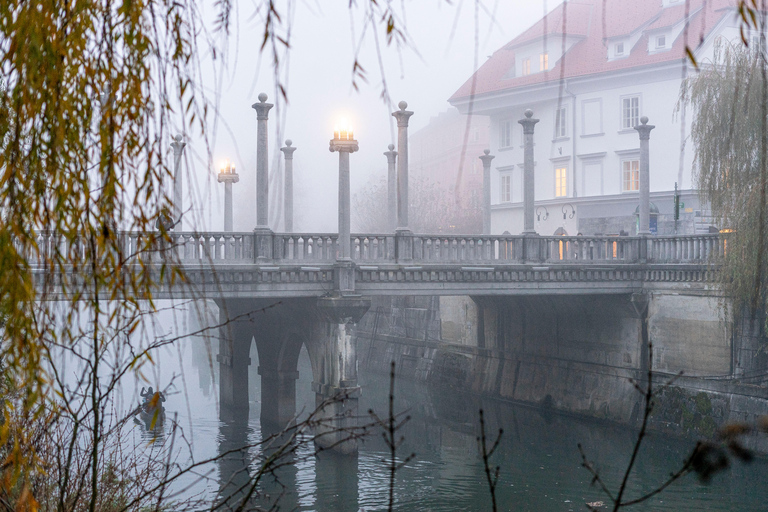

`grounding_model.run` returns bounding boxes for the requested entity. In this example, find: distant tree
[683,41,768,327]
[352,176,481,234]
